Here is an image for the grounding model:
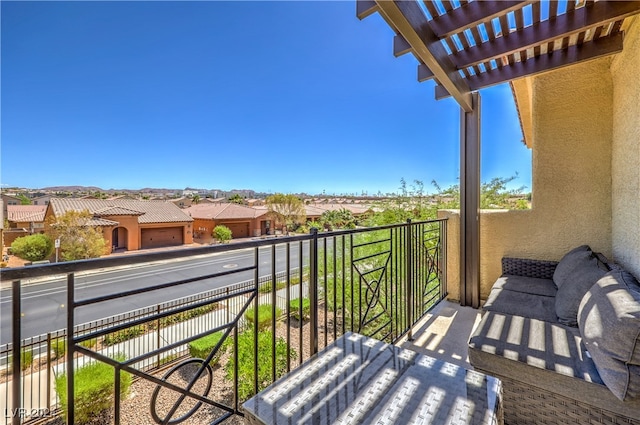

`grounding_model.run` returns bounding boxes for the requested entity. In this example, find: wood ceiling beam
[417,64,435,82]
[436,31,623,97]
[452,1,640,69]
[429,0,532,38]
[356,0,378,20]
[393,35,412,57]
[375,0,473,111]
